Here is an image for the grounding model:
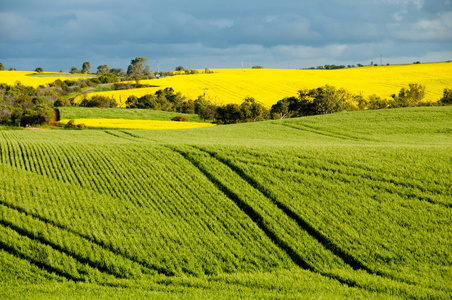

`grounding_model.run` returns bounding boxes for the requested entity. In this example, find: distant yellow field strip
[0,71,94,87]
[59,118,216,130]
[76,62,452,107]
